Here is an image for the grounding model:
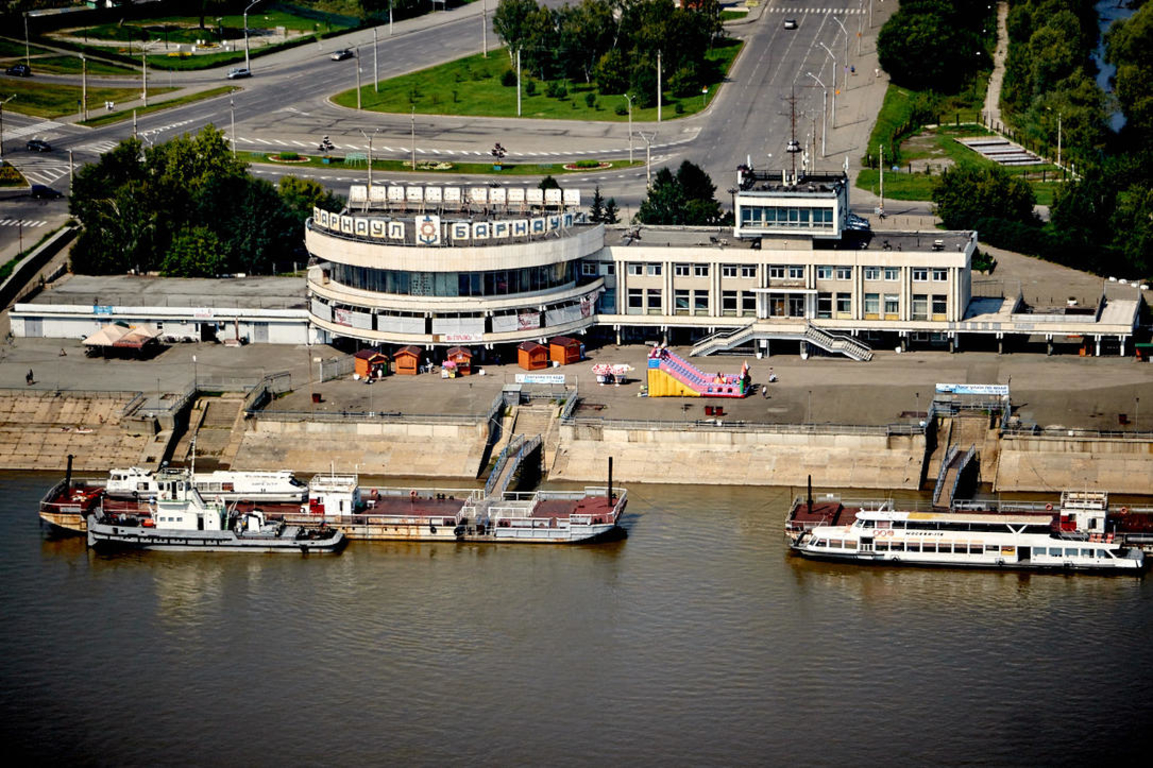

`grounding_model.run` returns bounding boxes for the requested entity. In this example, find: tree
[603,197,620,224]
[876,2,988,92]
[1110,183,1153,274]
[278,176,344,224]
[636,167,686,224]
[1106,1,1153,137]
[161,226,227,277]
[589,185,605,223]
[493,0,540,65]
[931,165,1036,230]
[538,174,560,190]
[636,161,724,225]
